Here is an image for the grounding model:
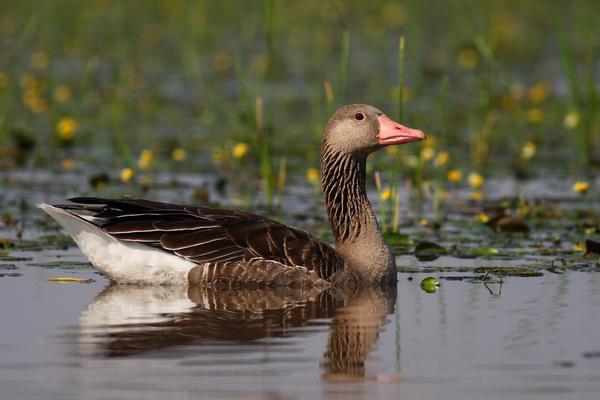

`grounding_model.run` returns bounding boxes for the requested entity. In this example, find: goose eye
[354,113,365,121]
